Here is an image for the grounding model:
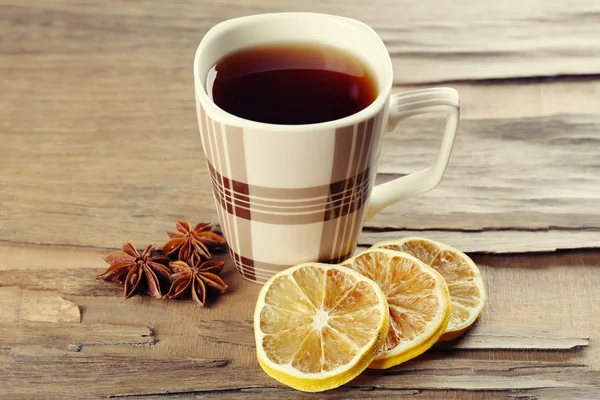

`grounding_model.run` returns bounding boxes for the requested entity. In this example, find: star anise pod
[165,255,228,306]
[97,243,171,299]
[163,220,227,261]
